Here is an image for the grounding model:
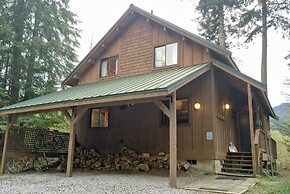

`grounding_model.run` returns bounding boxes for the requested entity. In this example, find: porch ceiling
[0,63,211,116]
